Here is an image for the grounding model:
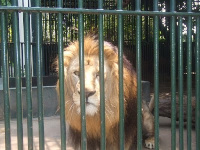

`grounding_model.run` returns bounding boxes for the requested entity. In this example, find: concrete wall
[0,86,58,120]
[0,81,150,120]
